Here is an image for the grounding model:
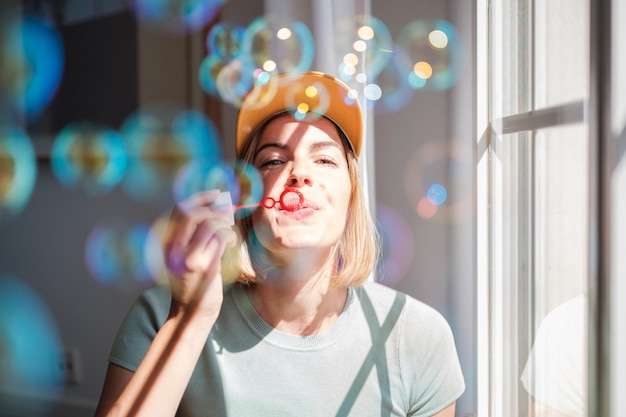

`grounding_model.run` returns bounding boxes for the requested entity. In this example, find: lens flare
[51,123,127,194]
[120,105,222,201]
[241,14,315,75]
[128,0,227,34]
[397,19,462,91]
[376,203,415,286]
[0,128,37,221]
[0,275,63,406]
[0,13,64,122]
